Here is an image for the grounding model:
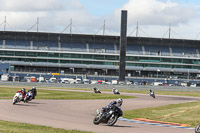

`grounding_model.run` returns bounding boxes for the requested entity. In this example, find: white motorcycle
[113,89,120,95]
[13,92,23,105]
